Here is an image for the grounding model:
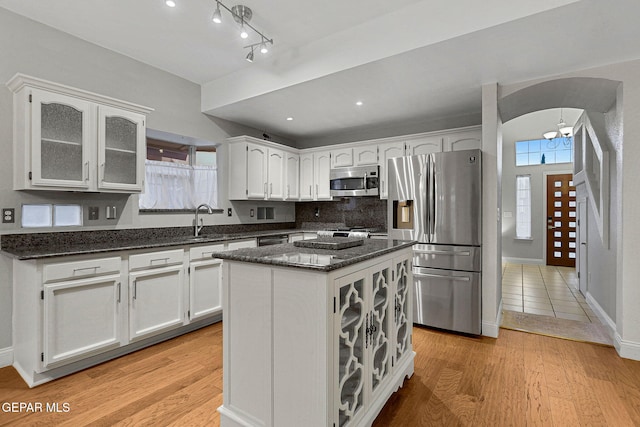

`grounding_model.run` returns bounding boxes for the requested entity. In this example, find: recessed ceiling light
[286,117,293,121]
[356,101,363,106]
[165,0,176,7]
